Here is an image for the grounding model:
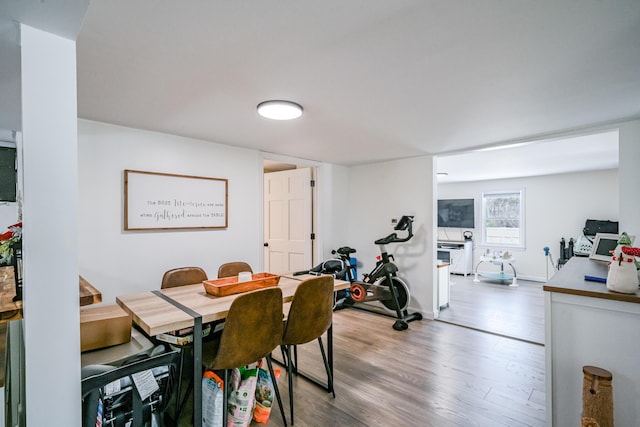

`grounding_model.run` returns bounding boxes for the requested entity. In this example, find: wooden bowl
[203,272,280,297]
